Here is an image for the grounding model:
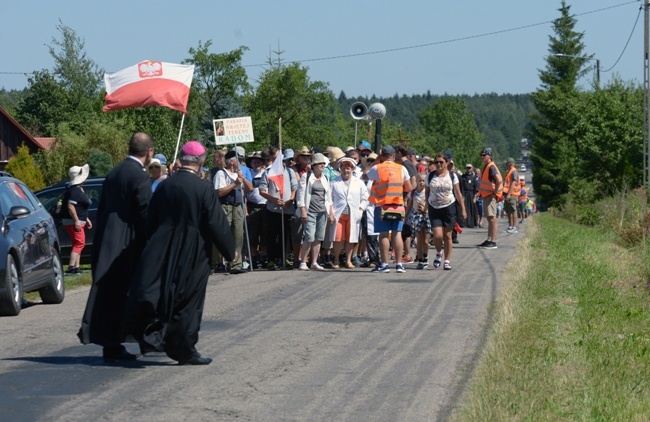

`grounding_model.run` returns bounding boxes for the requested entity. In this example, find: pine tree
[528,0,590,208]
